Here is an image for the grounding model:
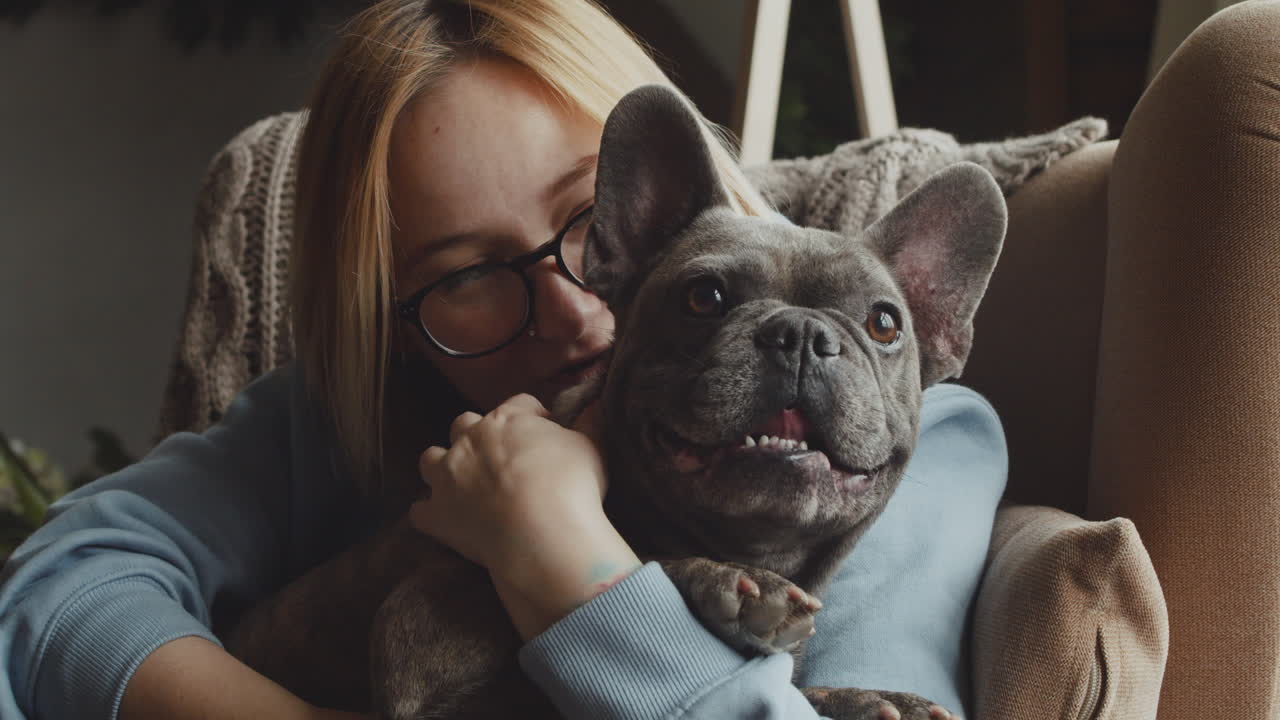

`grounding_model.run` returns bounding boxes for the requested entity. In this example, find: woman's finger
[449,411,483,444]
[499,393,552,418]
[418,445,448,482]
